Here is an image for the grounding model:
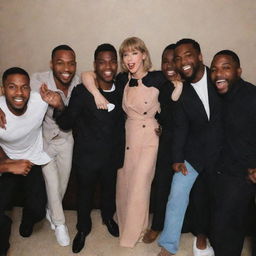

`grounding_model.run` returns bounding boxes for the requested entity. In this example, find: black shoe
[0,250,8,256]
[19,221,34,237]
[0,244,9,256]
[72,231,87,253]
[103,218,119,237]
